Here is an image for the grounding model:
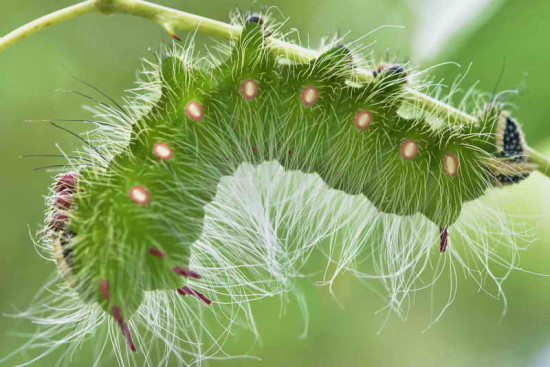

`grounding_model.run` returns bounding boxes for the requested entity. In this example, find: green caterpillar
[13,12,536,366]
